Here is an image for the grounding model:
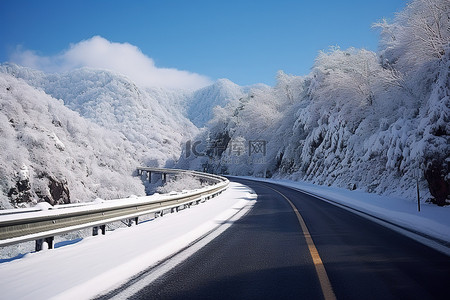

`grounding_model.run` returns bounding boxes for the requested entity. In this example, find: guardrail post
[46,237,54,249]
[124,217,139,227]
[35,239,43,251]
[148,171,152,183]
[162,173,167,184]
[35,237,54,251]
[93,225,107,236]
